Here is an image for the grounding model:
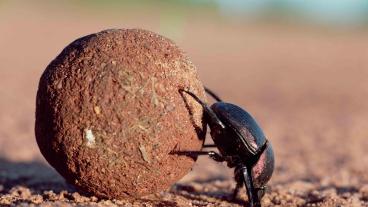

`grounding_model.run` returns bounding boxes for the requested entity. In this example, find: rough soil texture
[1,2,368,207]
[36,29,206,199]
